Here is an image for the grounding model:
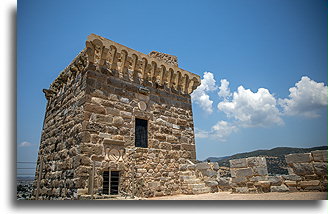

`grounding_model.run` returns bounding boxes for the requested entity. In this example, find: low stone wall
[229,157,269,193]
[285,150,327,192]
